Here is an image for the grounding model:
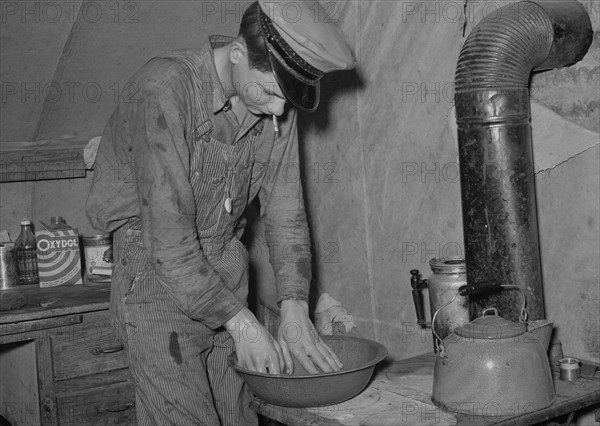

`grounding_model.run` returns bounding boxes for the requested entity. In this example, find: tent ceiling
[1,0,252,142]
